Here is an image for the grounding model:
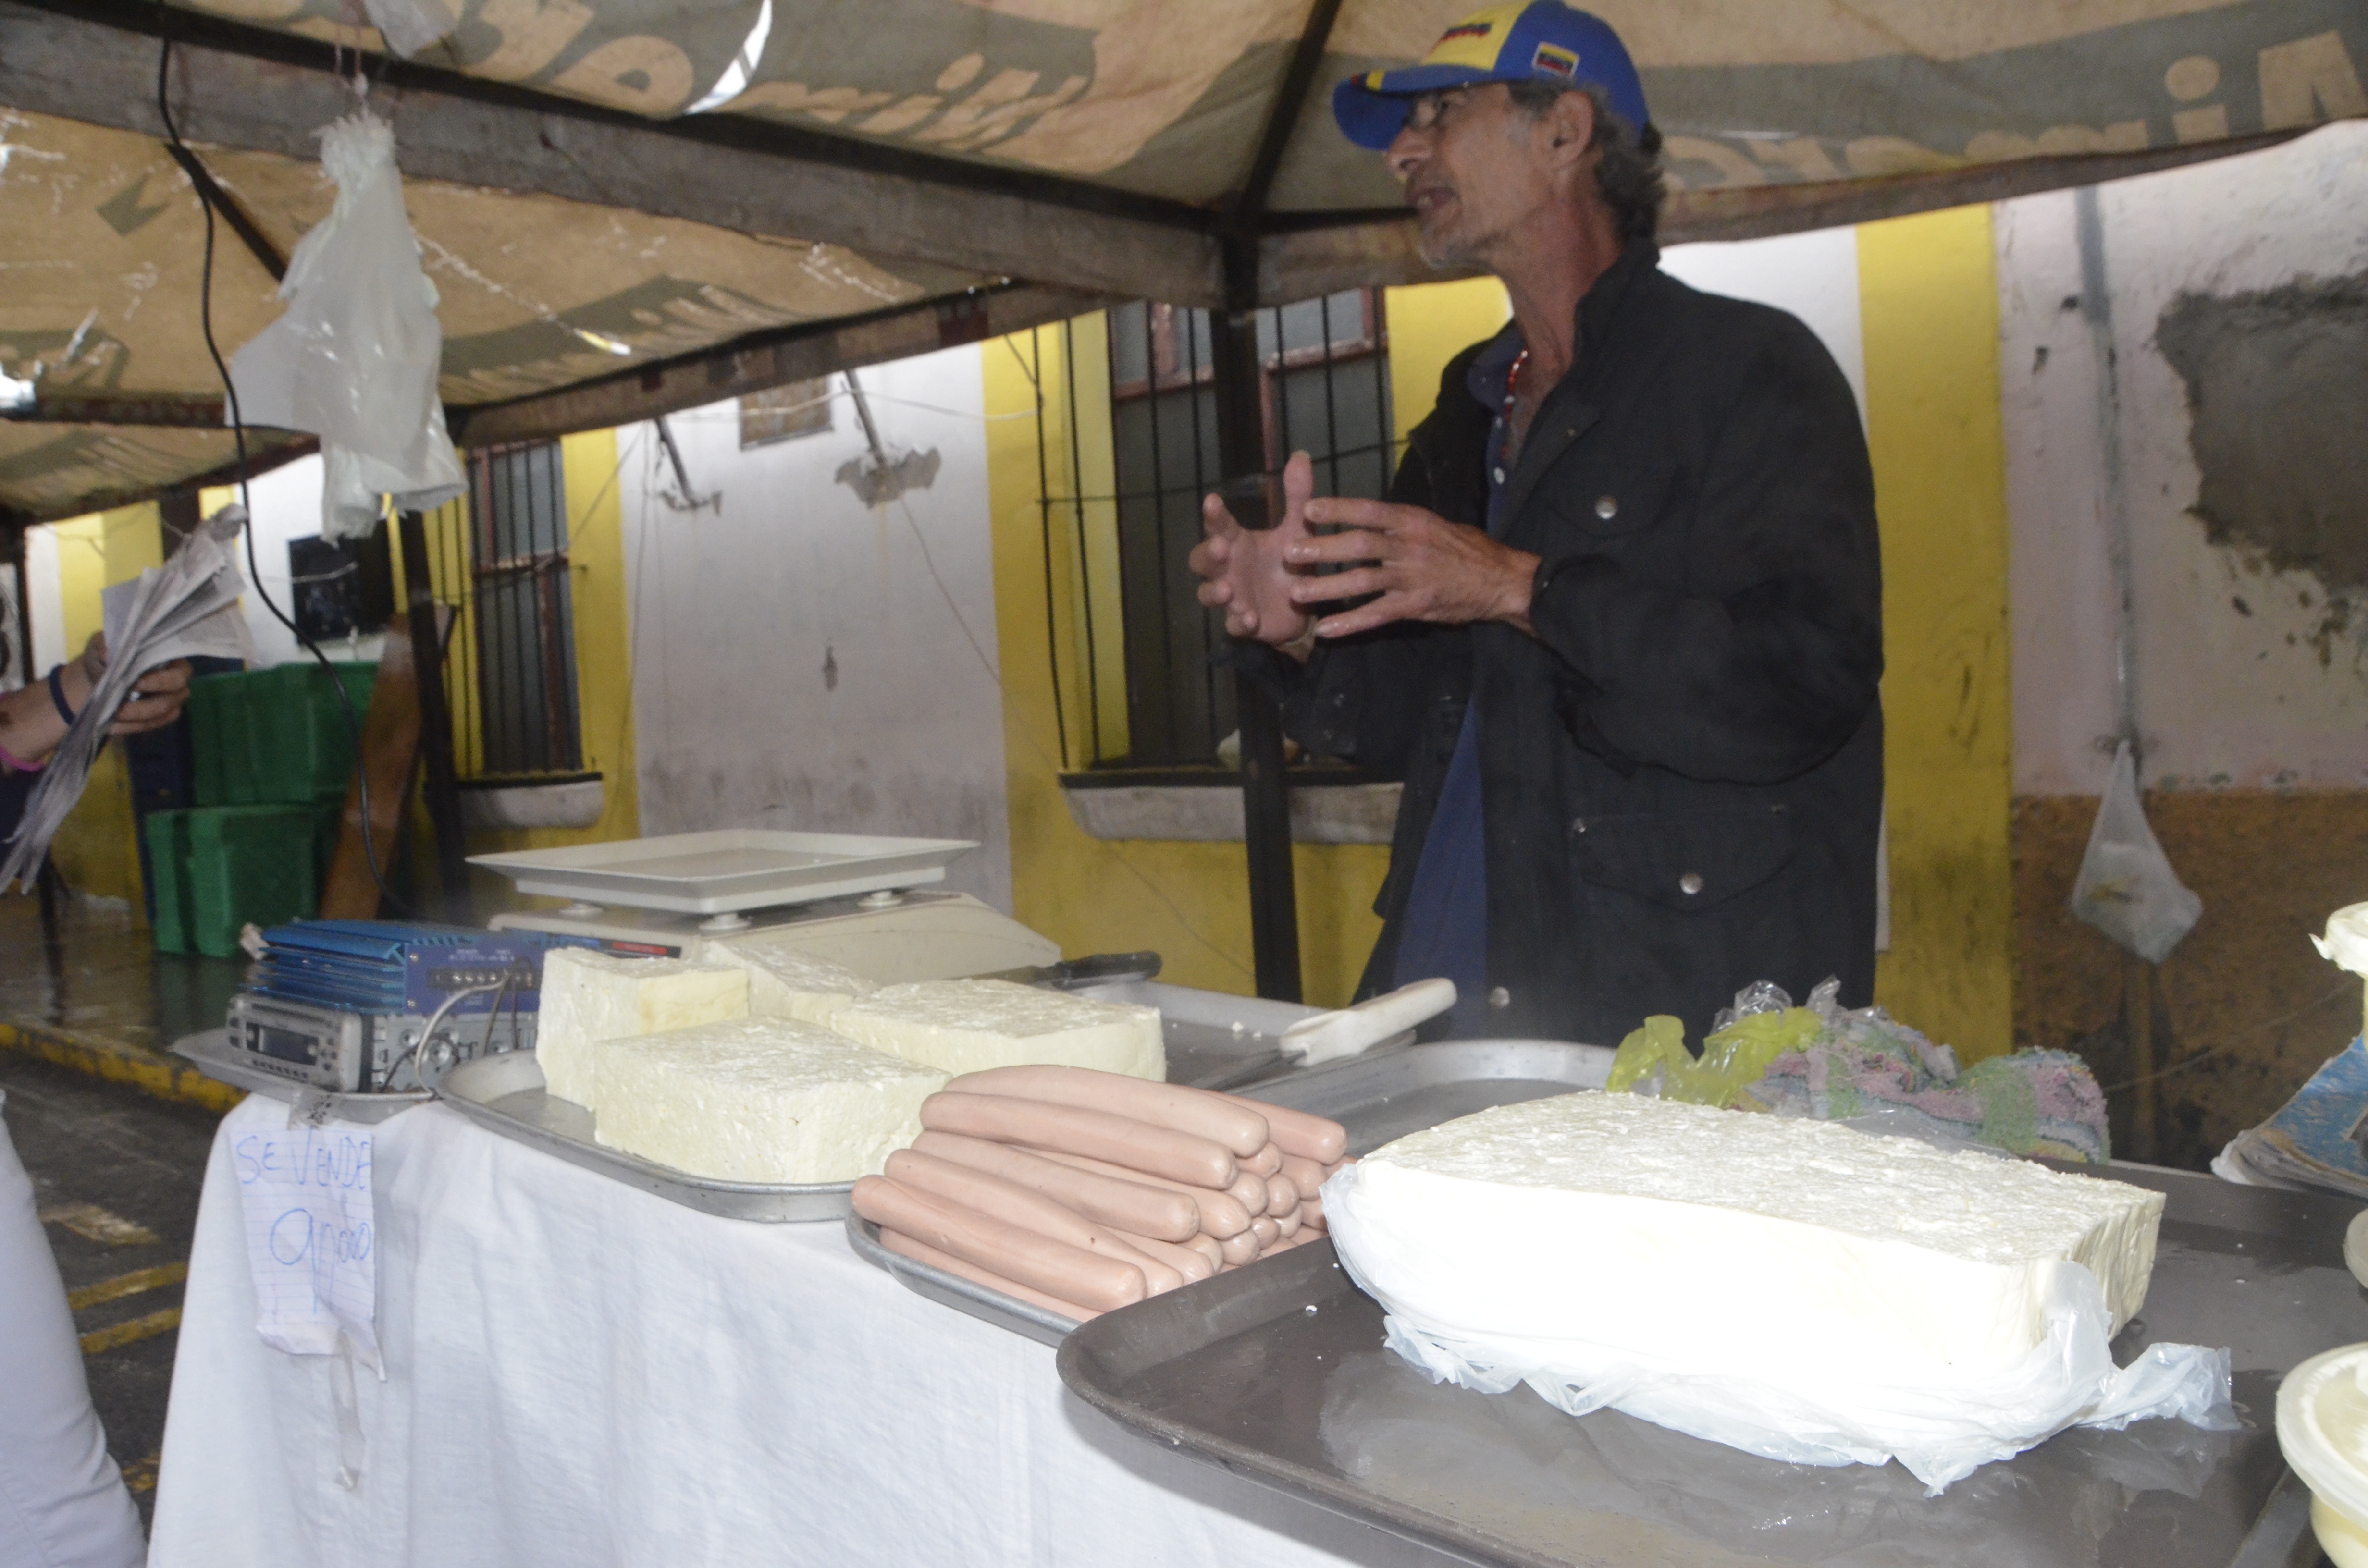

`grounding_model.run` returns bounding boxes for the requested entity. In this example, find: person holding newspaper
[0,629,188,1568]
